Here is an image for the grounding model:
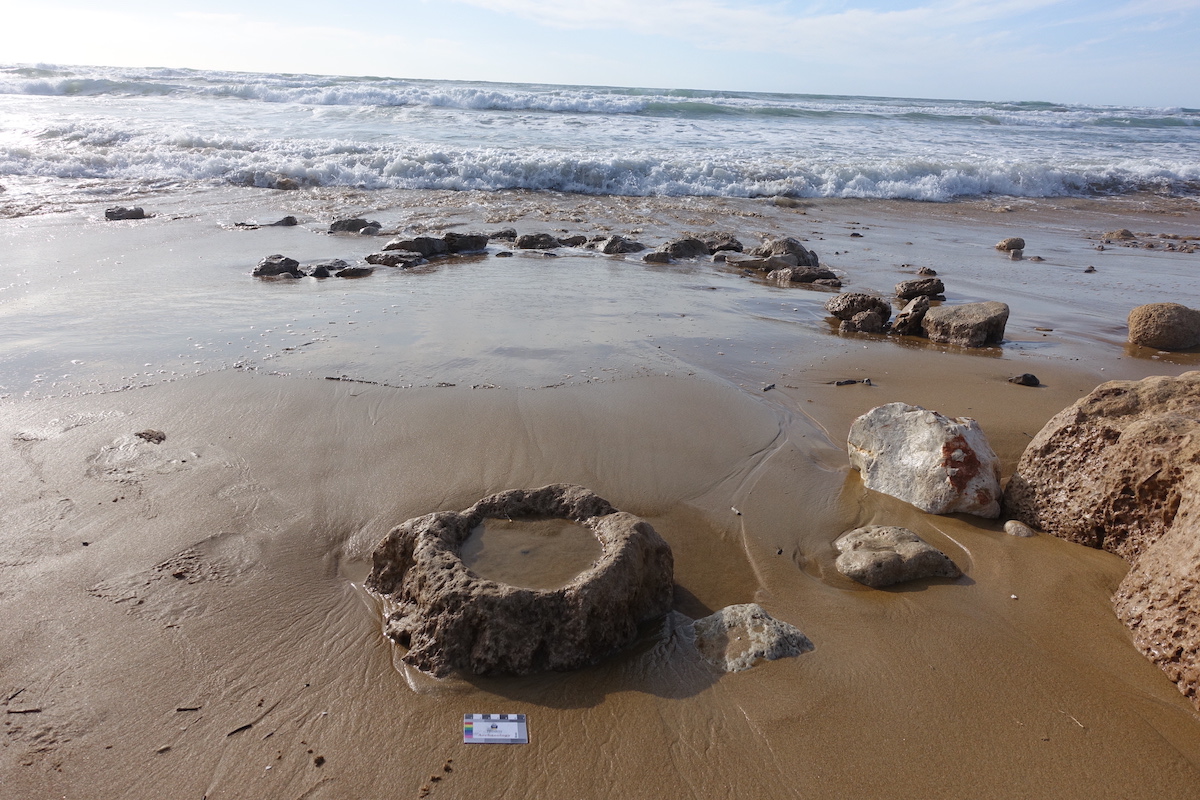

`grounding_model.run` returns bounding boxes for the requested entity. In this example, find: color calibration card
[463,714,528,744]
